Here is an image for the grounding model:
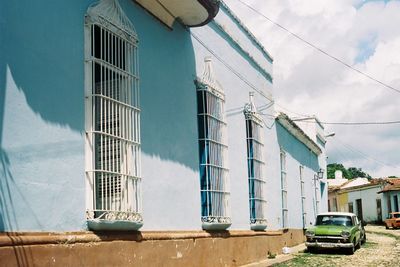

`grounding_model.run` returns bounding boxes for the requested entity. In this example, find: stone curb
[241,243,307,267]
